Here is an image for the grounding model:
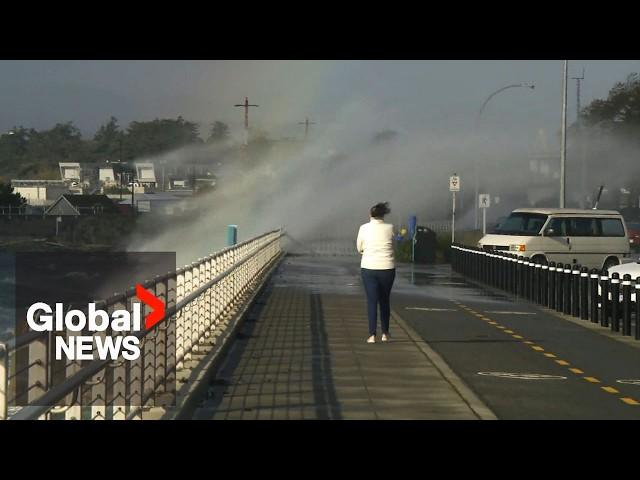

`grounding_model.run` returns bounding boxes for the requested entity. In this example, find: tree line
[0,117,232,182]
